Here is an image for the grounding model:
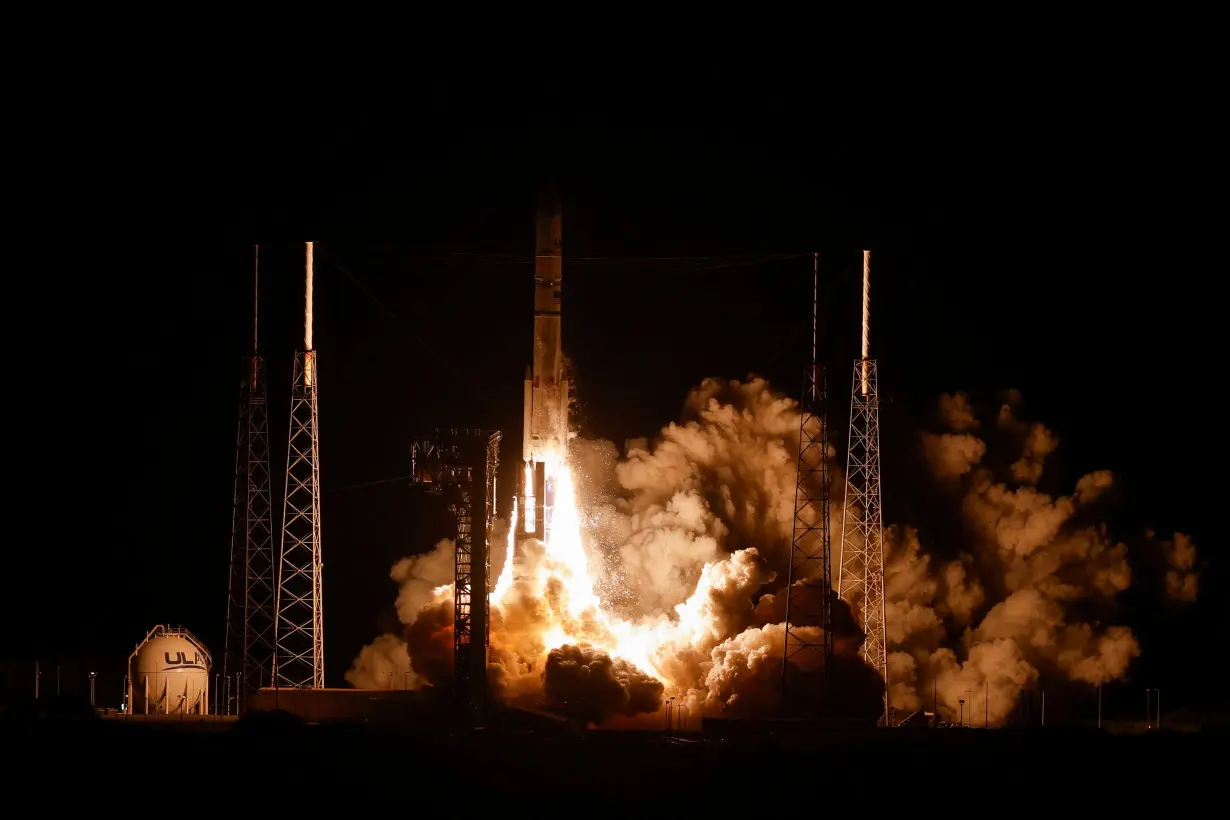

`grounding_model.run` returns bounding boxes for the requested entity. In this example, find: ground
[2,710,1222,807]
